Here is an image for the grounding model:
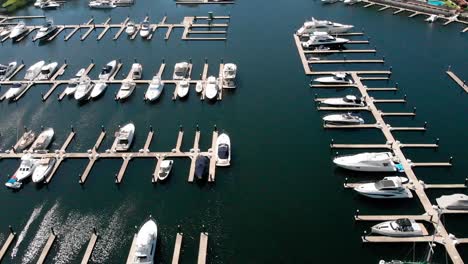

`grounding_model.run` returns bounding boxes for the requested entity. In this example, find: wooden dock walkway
[171,233,183,264]
[126,234,138,264]
[446,70,467,93]
[81,230,98,264]
[197,232,208,264]
[37,232,56,264]
[0,230,15,262]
